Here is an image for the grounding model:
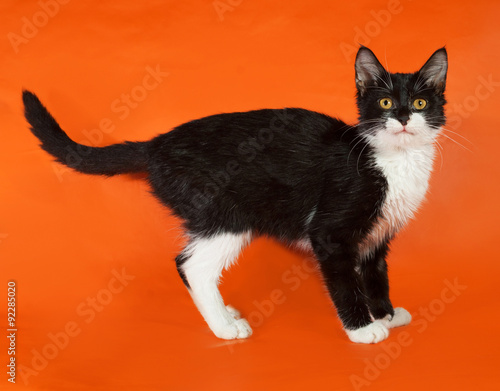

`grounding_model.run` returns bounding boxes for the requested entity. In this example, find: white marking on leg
[182,231,253,340]
[226,305,241,319]
[380,307,412,329]
[345,321,389,344]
